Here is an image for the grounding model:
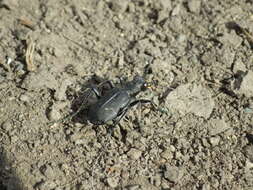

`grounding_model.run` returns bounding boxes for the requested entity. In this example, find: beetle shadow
[68,74,115,124]
[0,147,24,190]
